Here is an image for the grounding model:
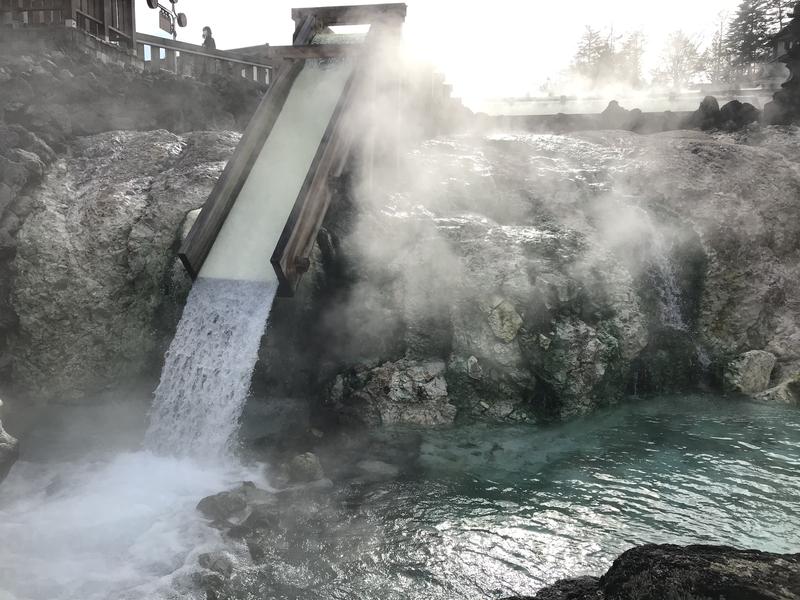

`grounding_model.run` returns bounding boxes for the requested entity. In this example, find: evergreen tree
[725,0,772,75]
[618,31,647,87]
[765,0,795,32]
[572,26,620,86]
